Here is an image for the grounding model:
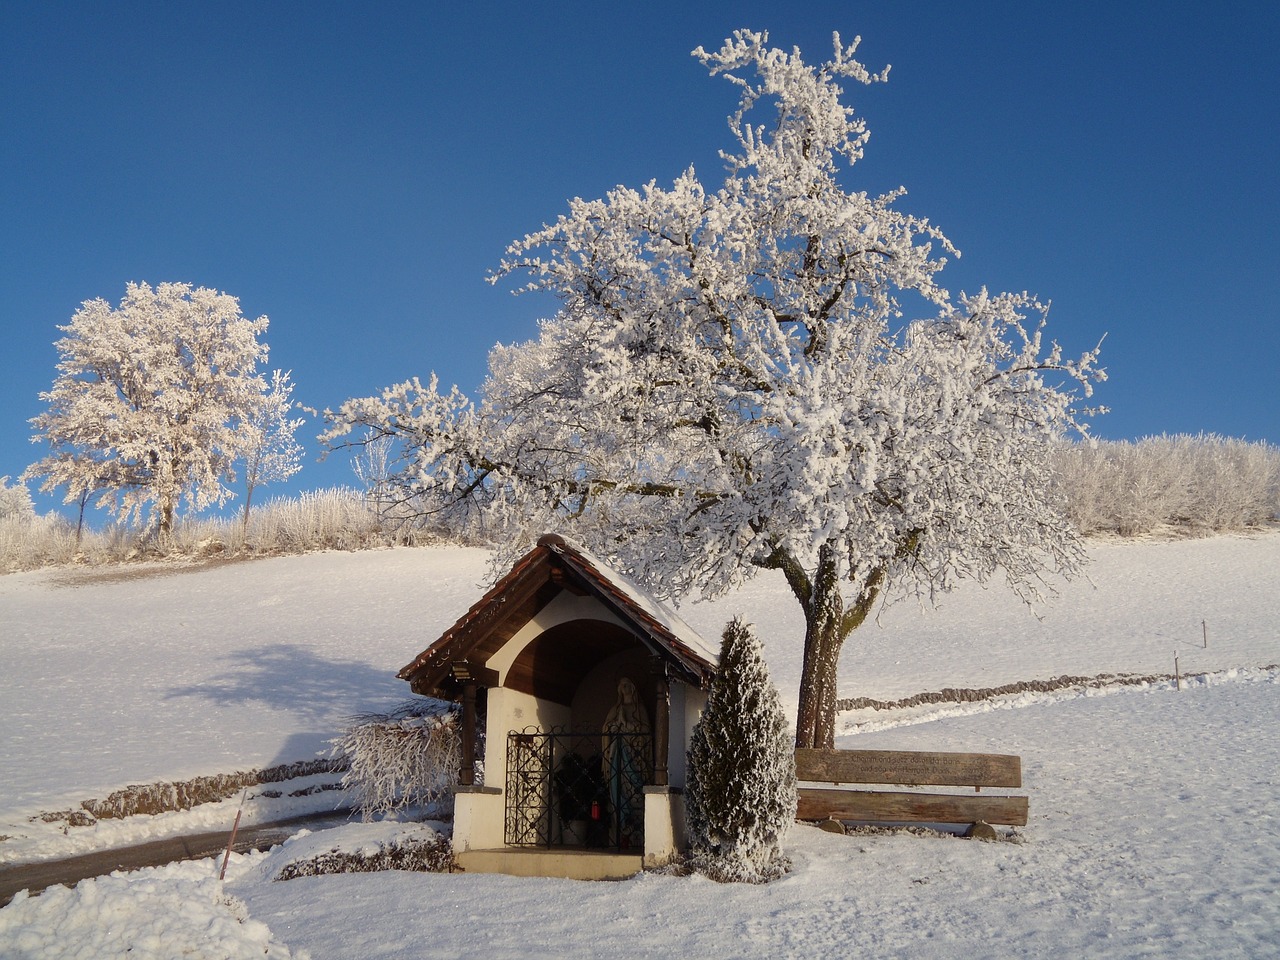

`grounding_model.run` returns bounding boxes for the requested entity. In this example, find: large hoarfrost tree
[323,30,1104,747]
[26,281,279,536]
